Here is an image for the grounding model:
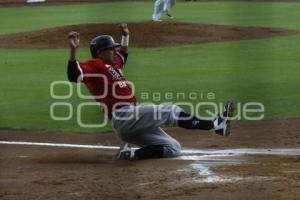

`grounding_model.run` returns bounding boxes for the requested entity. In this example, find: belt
[114,104,129,111]
[114,102,136,111]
